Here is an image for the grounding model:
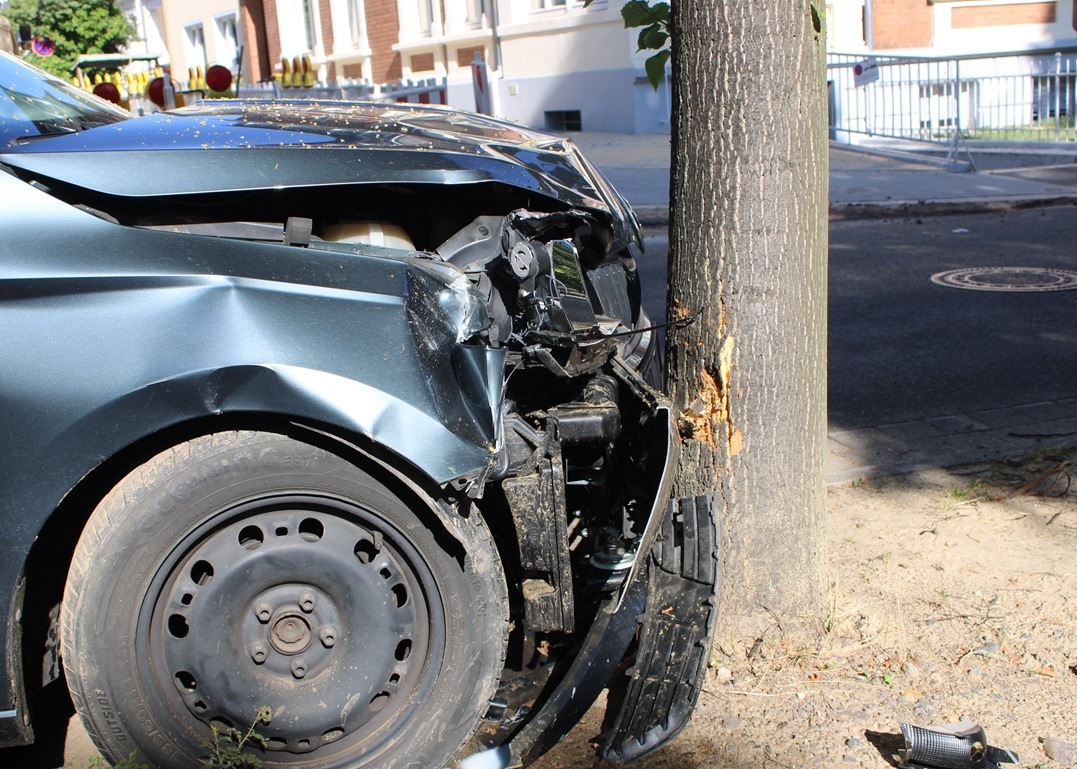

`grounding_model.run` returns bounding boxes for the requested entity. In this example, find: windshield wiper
[10,127,78,145]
